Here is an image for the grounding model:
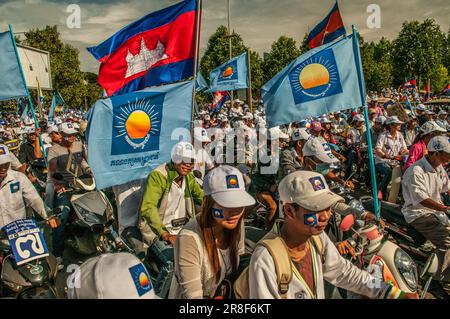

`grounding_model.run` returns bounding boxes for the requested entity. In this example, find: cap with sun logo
[203,165,255,208]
